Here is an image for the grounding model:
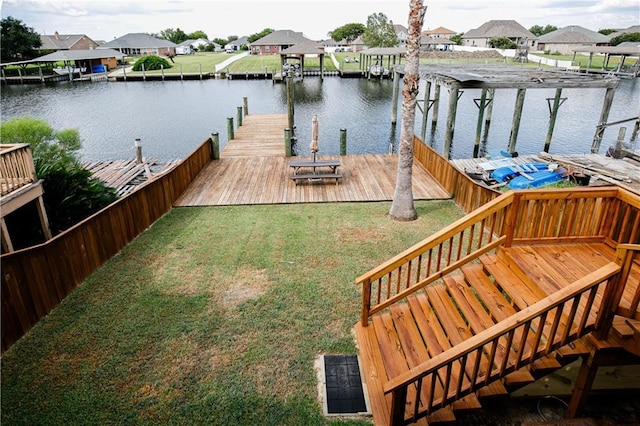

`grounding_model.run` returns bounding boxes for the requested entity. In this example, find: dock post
[38,64,44,83]
[508,88,527,153]
[134,138,142,164]
[443,86,460,160]
[286,69,295,136]
[631,114,640,142]
[237,106,243,127]
[473,88,489,158]
[243,97,249,116]
[199,63,203,80]
[123,66,127,81]
[544,88,565,152]
[161,65,165,81]
[142,63,146,81]
[482,88,495,149]
[227,117,234,140]
[180,64,184,81]
[391,70,401,125]
[284,128,292,157]
[591,87,616,153]
[420,81,431,141]
[431,83,441,134]
[340,129,347,155]
[210,133,220,160]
